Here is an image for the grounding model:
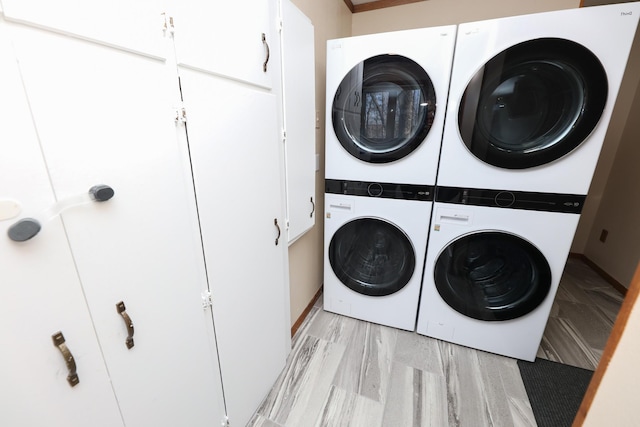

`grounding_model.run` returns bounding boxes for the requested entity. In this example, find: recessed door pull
[52,331,79,387]
[116,301,135,349]
[7,184,114,242]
